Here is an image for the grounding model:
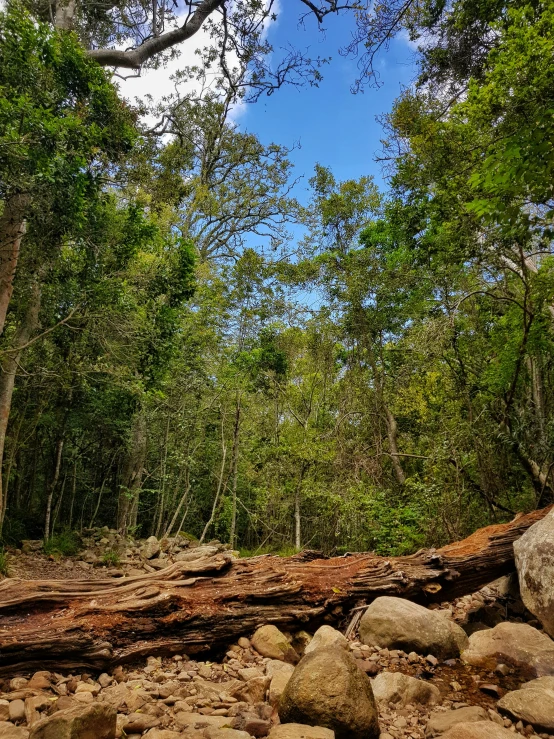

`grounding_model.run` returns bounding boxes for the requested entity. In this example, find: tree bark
[0,193,30,336]
[0,505,550,674]
[0,274,42,531]
[118,410,147,535]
